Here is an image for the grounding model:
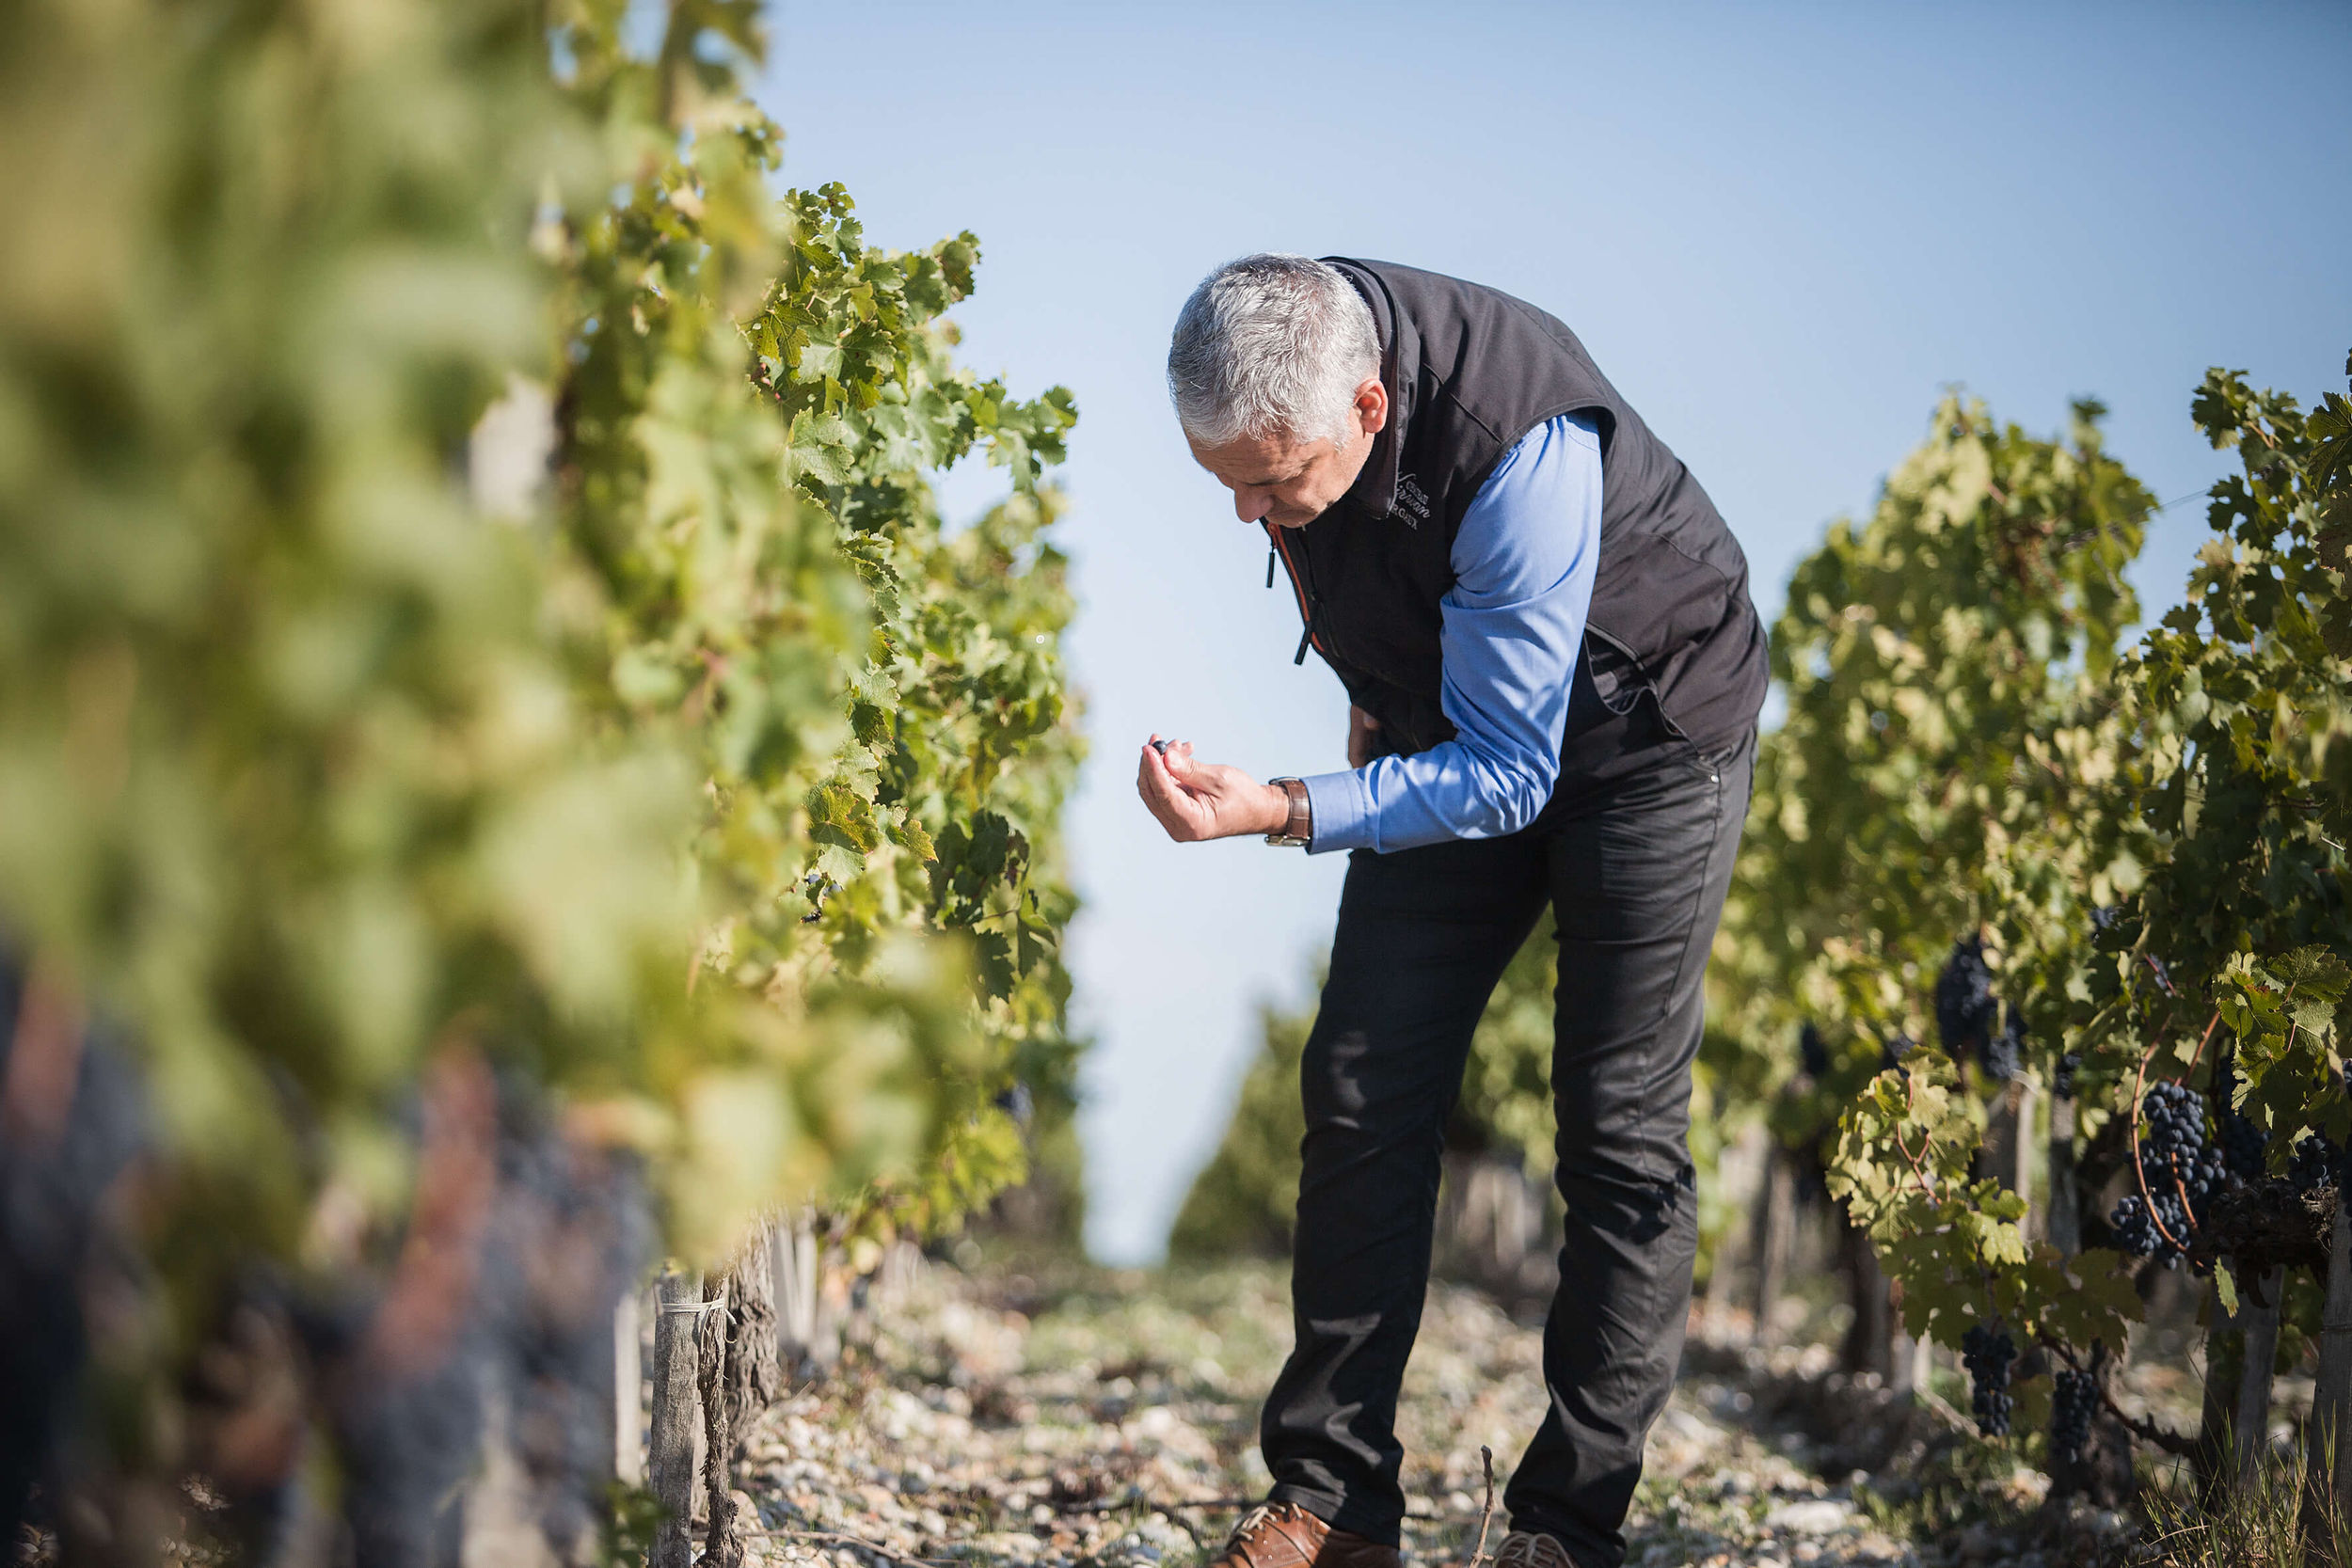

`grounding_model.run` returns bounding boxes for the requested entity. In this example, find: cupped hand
[1136,736,1288,843]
